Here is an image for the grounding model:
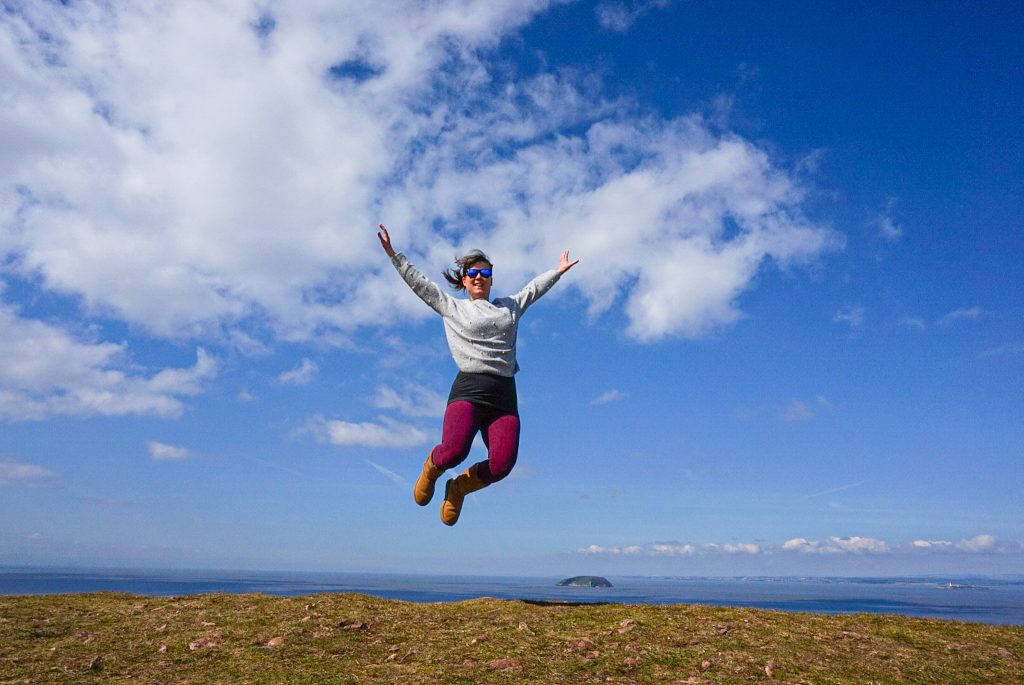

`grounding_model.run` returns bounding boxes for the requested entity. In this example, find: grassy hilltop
[1,592,1022,684]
